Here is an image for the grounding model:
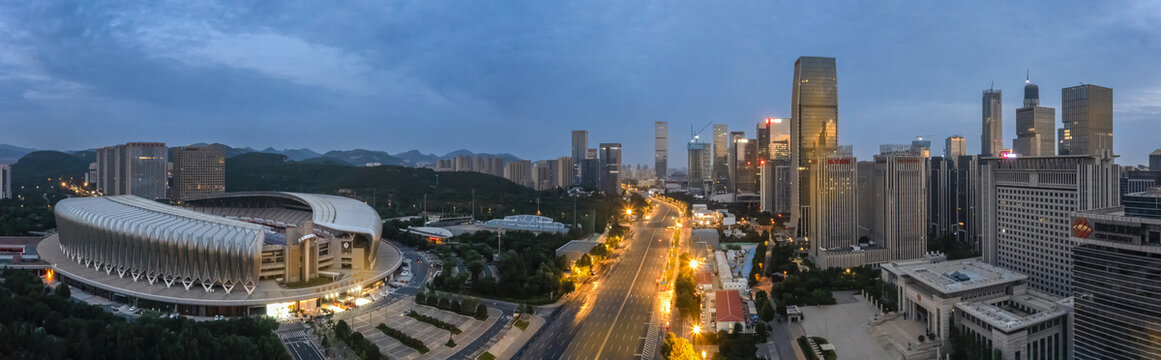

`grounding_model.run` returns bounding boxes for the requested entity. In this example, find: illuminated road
[516,201,677,360]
